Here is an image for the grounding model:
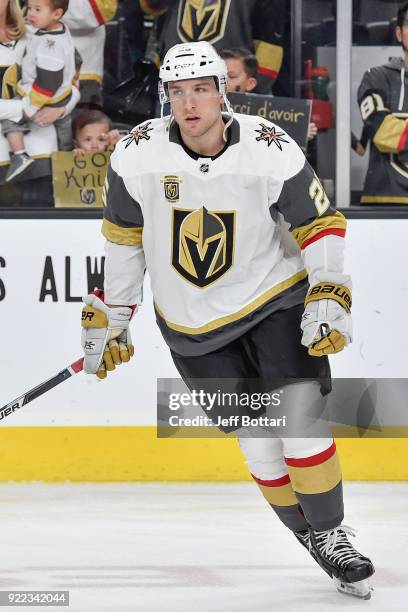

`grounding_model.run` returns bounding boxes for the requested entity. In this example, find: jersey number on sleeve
[309,176,330,216]
[360,93,386,120]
